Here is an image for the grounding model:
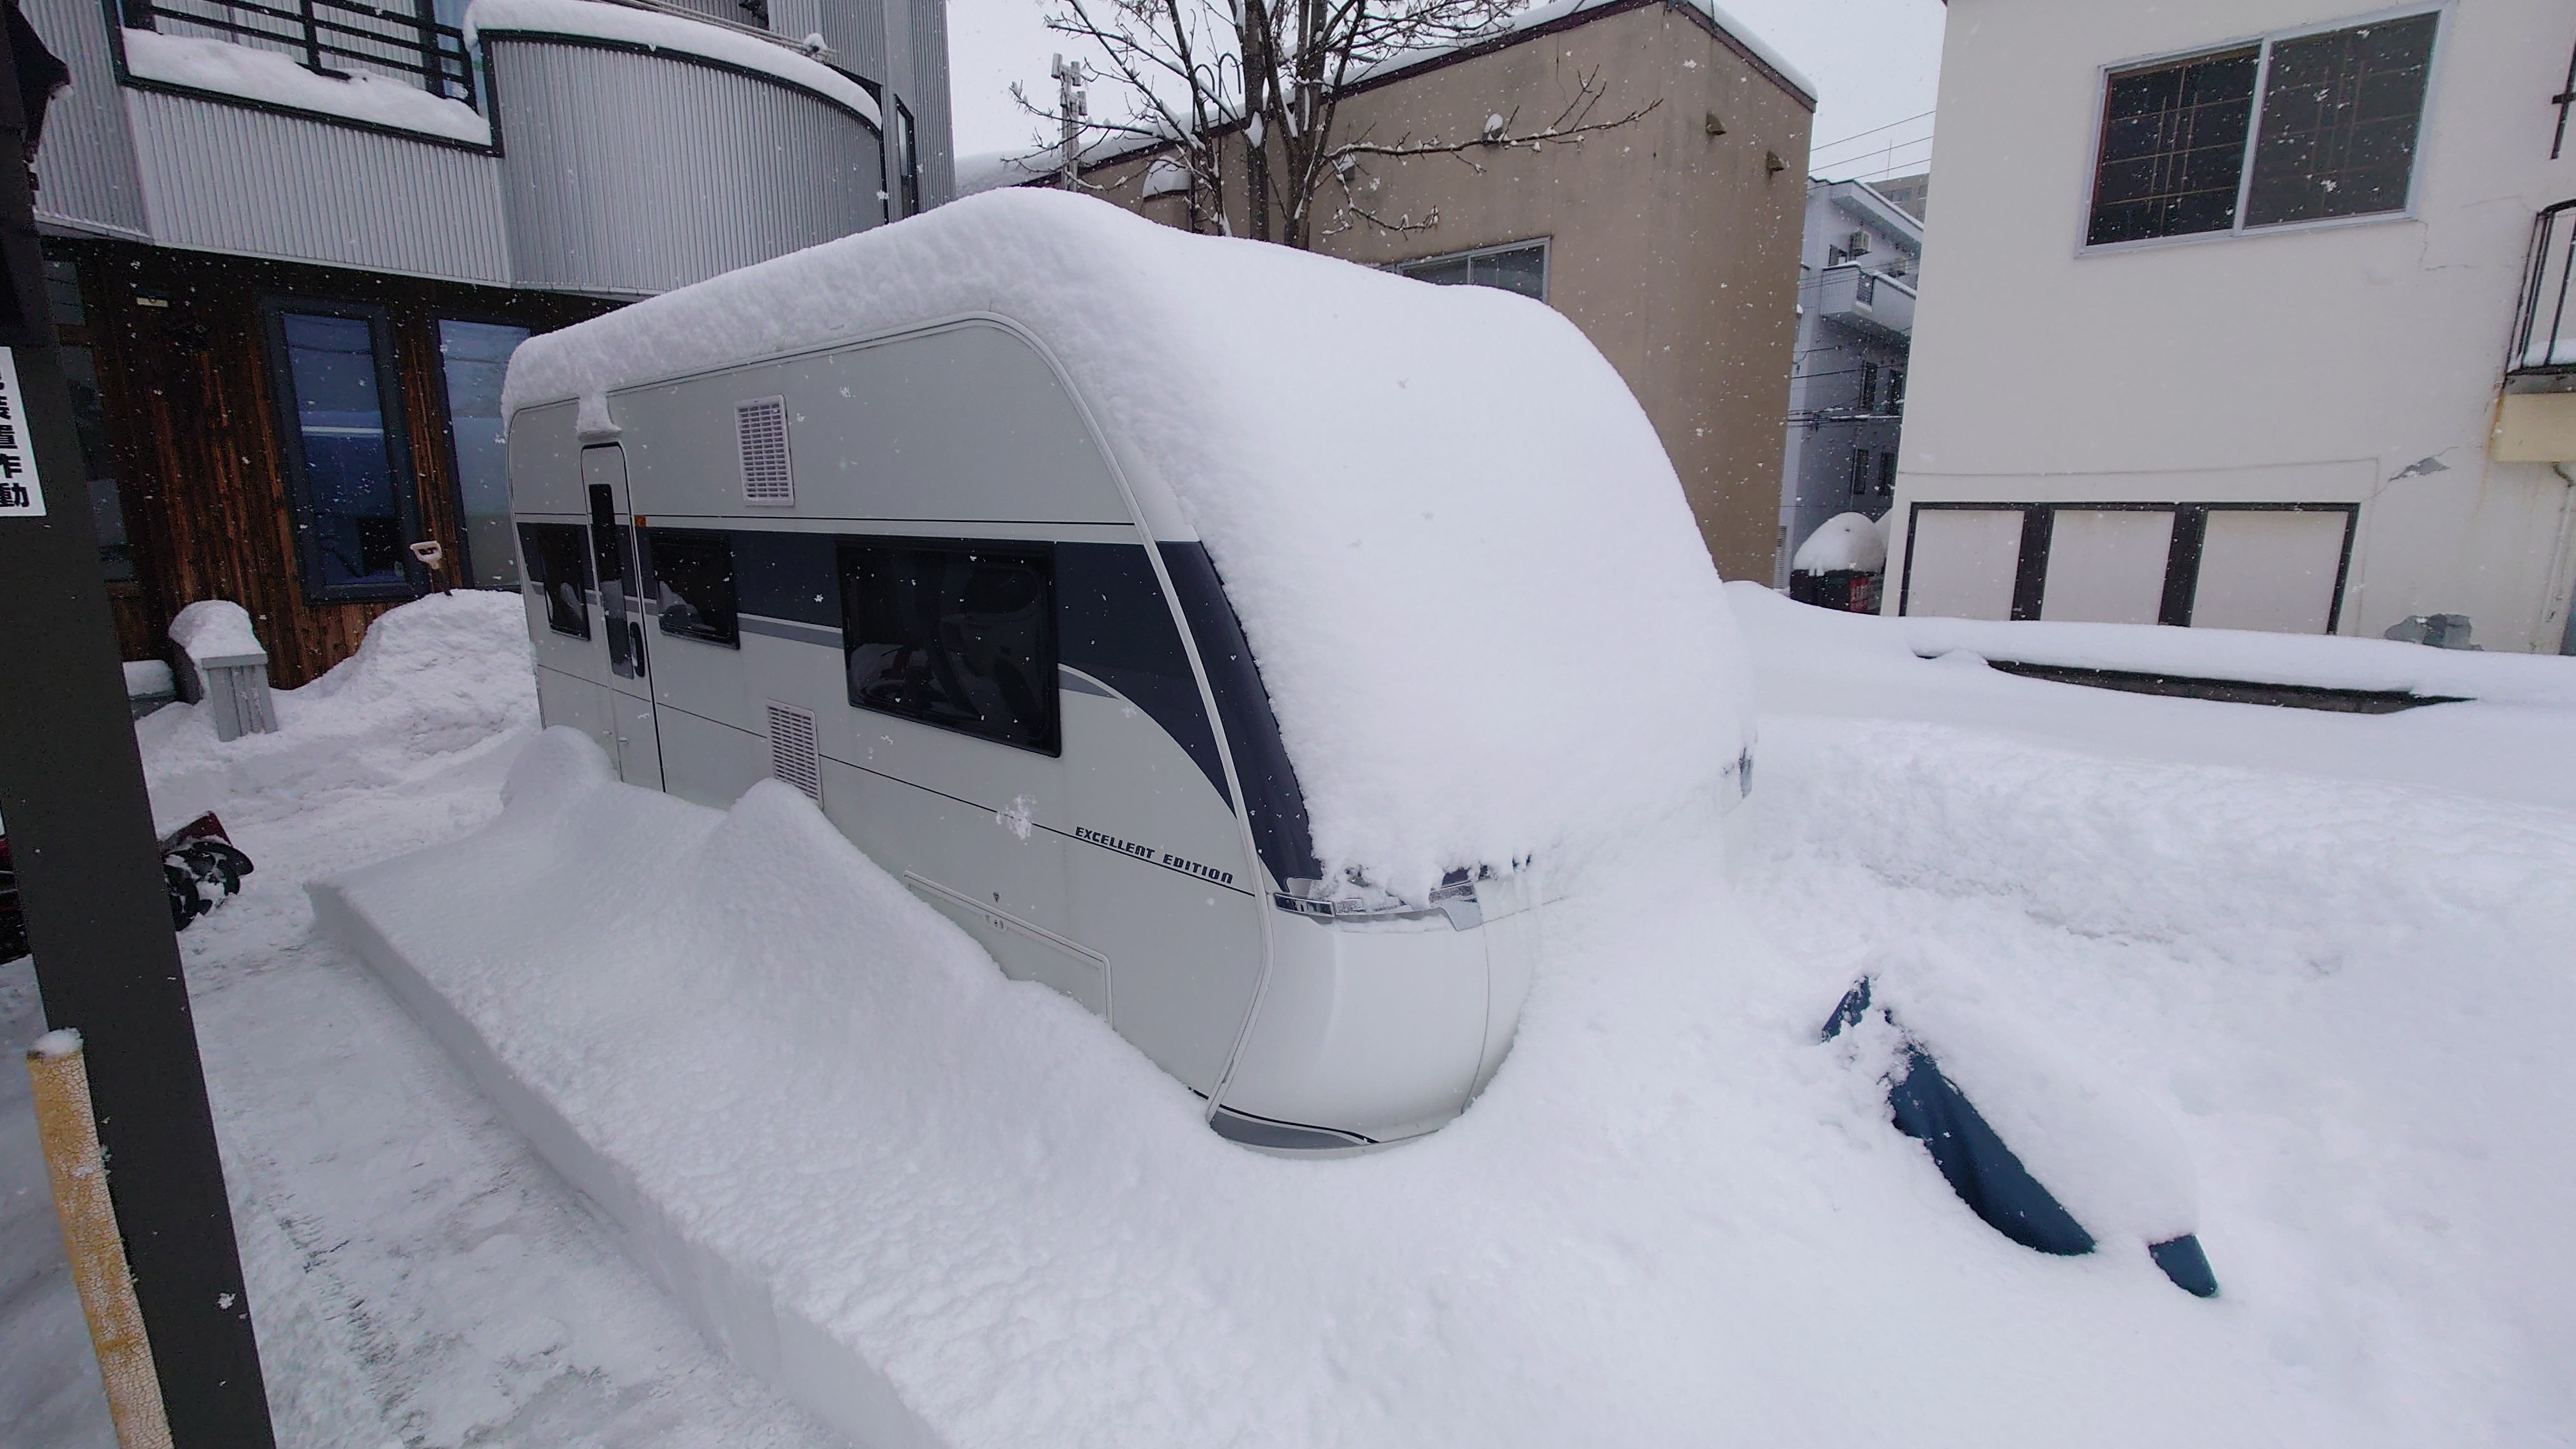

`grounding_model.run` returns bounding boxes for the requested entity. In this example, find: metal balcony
[1813,263,1915,342]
